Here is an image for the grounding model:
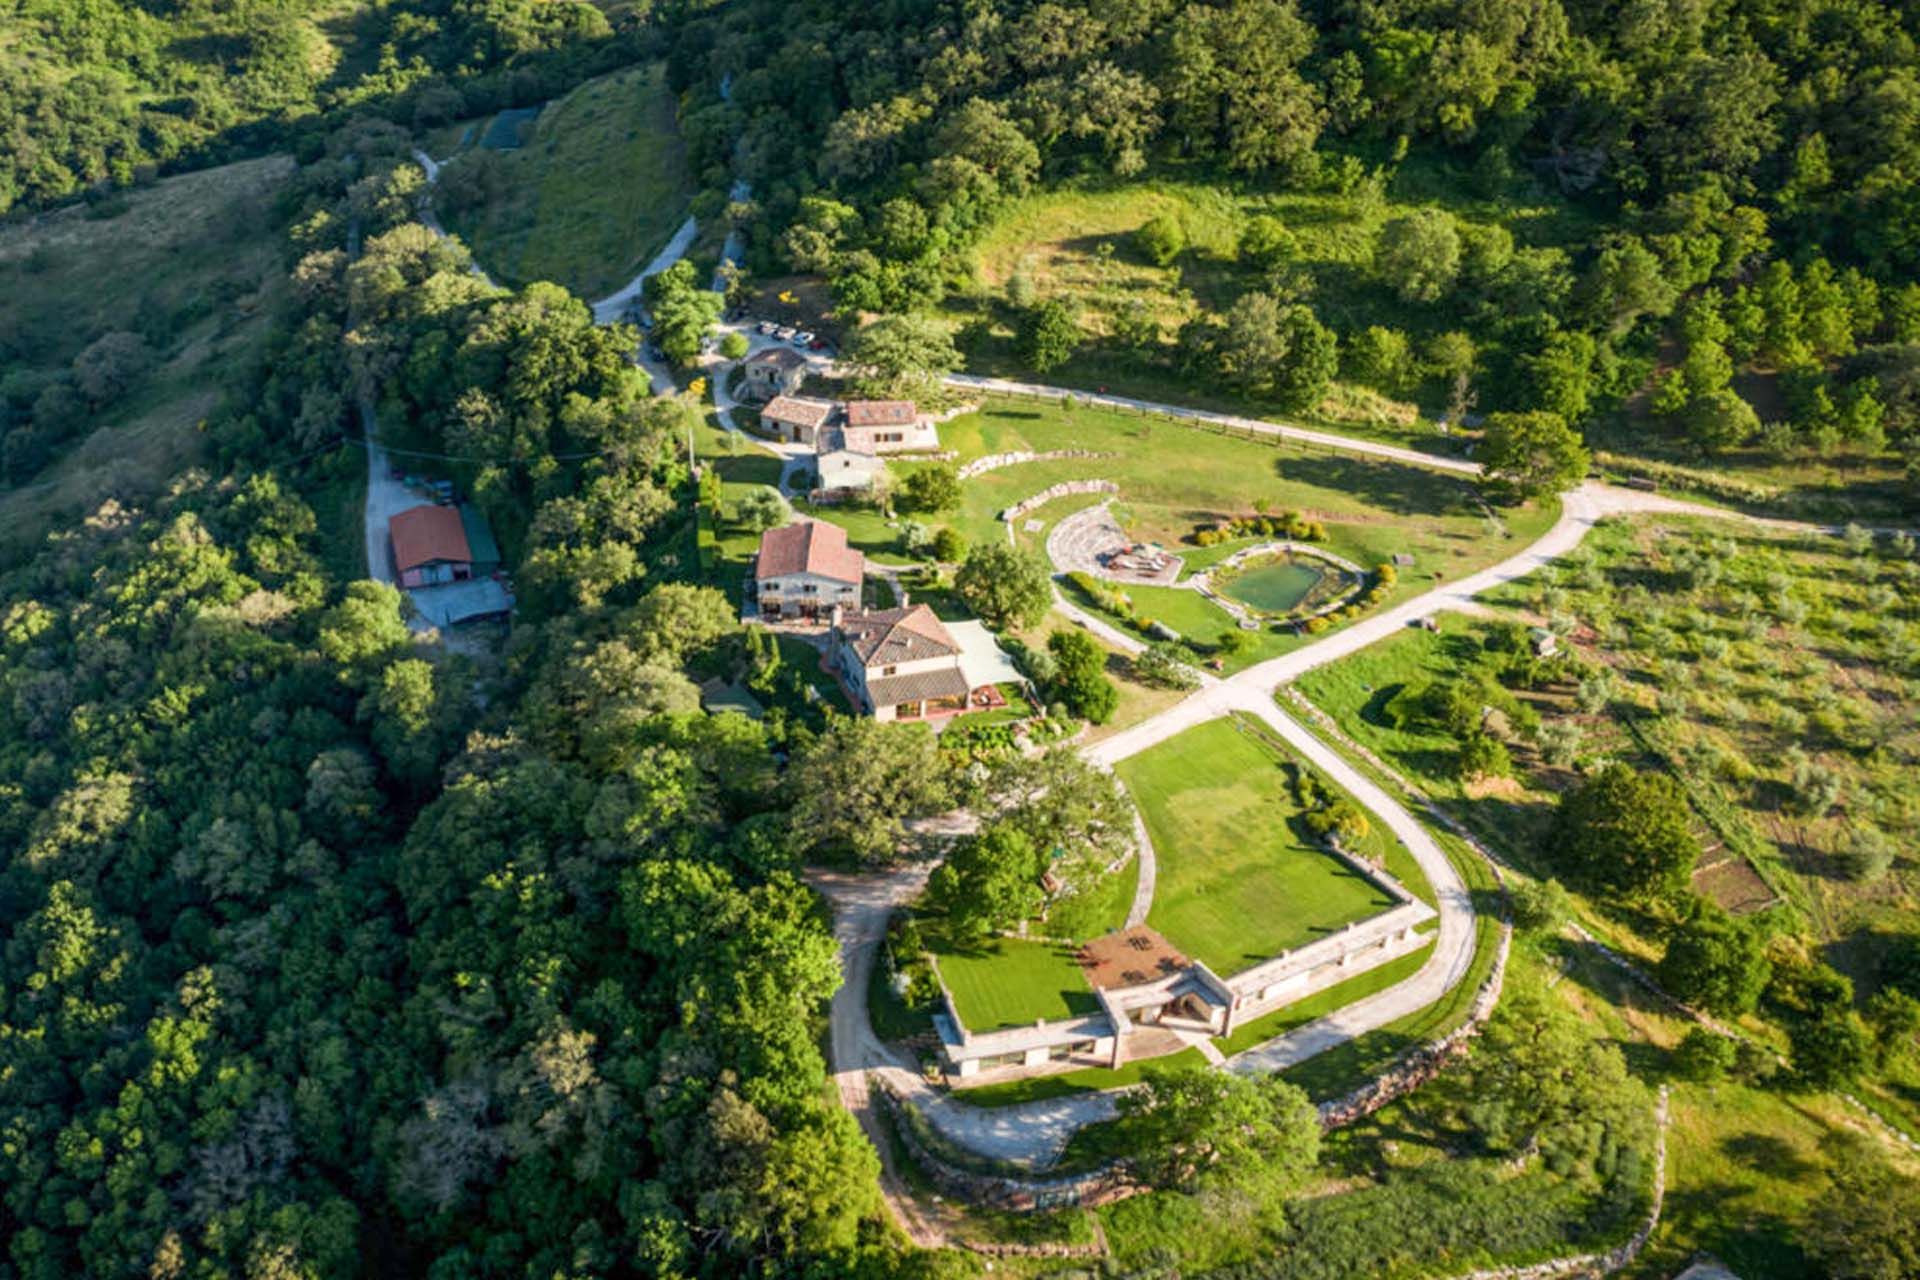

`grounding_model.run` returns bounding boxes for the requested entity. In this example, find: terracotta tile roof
[846,399,917,427]
[747,345,807,369]
[839,604,960,665]
[866,666,971,707]
[754,520,865,586]
[762,395,838,429]
[390,505,471,573]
